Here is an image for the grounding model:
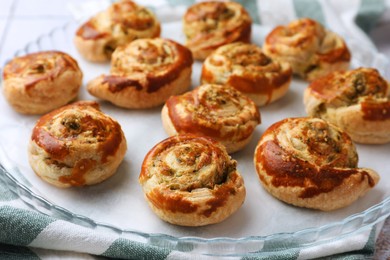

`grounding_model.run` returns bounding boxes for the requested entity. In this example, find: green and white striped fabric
[0,175,385,259]
[1,0,389,259]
